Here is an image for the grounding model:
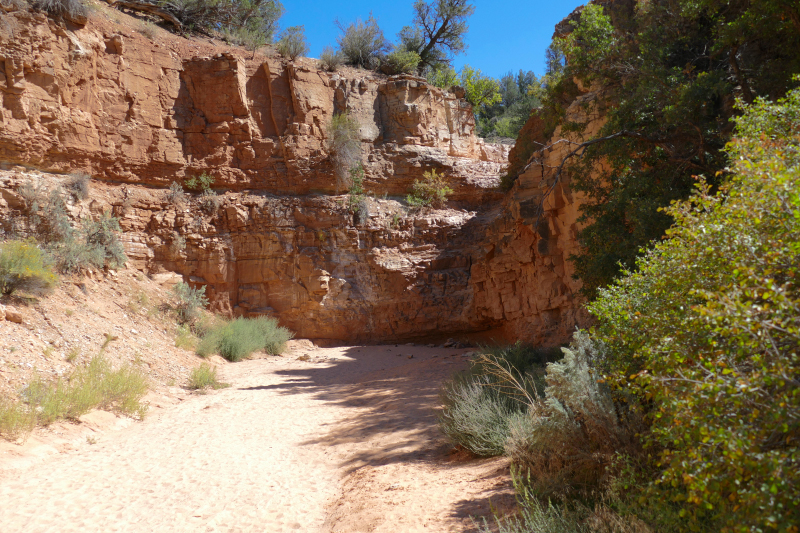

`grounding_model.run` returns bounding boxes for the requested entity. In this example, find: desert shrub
[81,212,126,270]
[20,355,148,430]
[65,172,90,201]
[0,397,36,442]
[200,190,221,213]
[32,0,87,21]
[184,173,214,192]
[166,181,185,204]
[439,343,559,456]
[383,48,420,75]
[503,331,641,497]
[588,87,800,531]
[196,316,292,362]
[327,112,362,192]
[335,15,389,69]
[166,0,283,44]
[18,183,73,245]
[188,363,229,390]
[172,282,208,324]
[0,240,57,296]
[276,25,308,60]
[406,169,453,208]
[319,46,343,71]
